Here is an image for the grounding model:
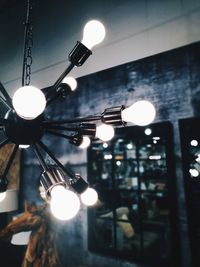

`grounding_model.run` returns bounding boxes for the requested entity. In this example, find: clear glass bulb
[12,86,46,120]
[0,192,6,202]
[79,136,91,149]
[81,187,98,206]
[81,20,106,49]
[50,185,80,220]
[121,100,156,126]
[62,77,77,91]
[96,124,114,142]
